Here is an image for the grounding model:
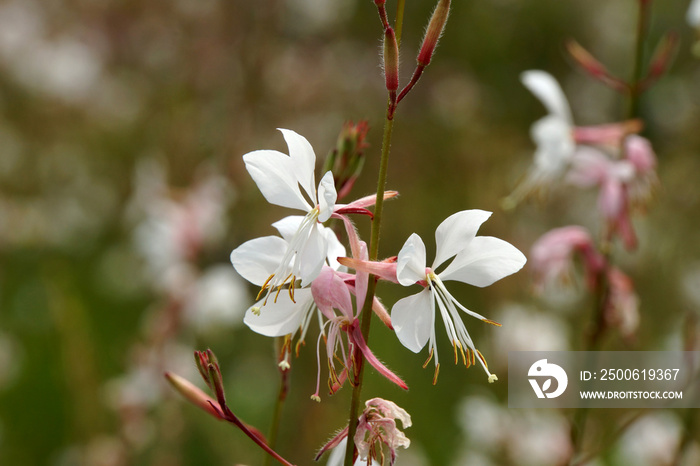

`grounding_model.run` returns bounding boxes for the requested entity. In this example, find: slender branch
[627,0,651,119]
[264,355,290,466]
[572,2,652,458]
[343,109,395,466]
[342,4,404,461]
[217,404,296,466]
